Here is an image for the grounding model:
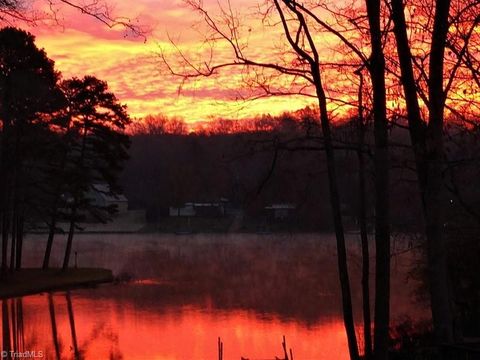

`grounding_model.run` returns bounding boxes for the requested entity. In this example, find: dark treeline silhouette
[122,110,435,232]
[128,108,320,136]
[125,110,480,236]
[0,27,131,275]
[125,108,343,229]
